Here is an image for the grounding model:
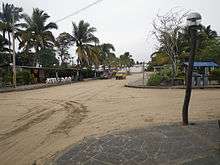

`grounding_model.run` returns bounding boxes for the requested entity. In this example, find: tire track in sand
[0,100,88,142]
